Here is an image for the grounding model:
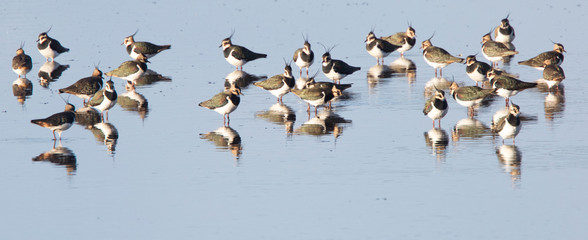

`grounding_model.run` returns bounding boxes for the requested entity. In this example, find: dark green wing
[254,74,284,90]
[199,92,229,109]
[456,86,492,101]
[426,46,463,63]
[382,32,405,46]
